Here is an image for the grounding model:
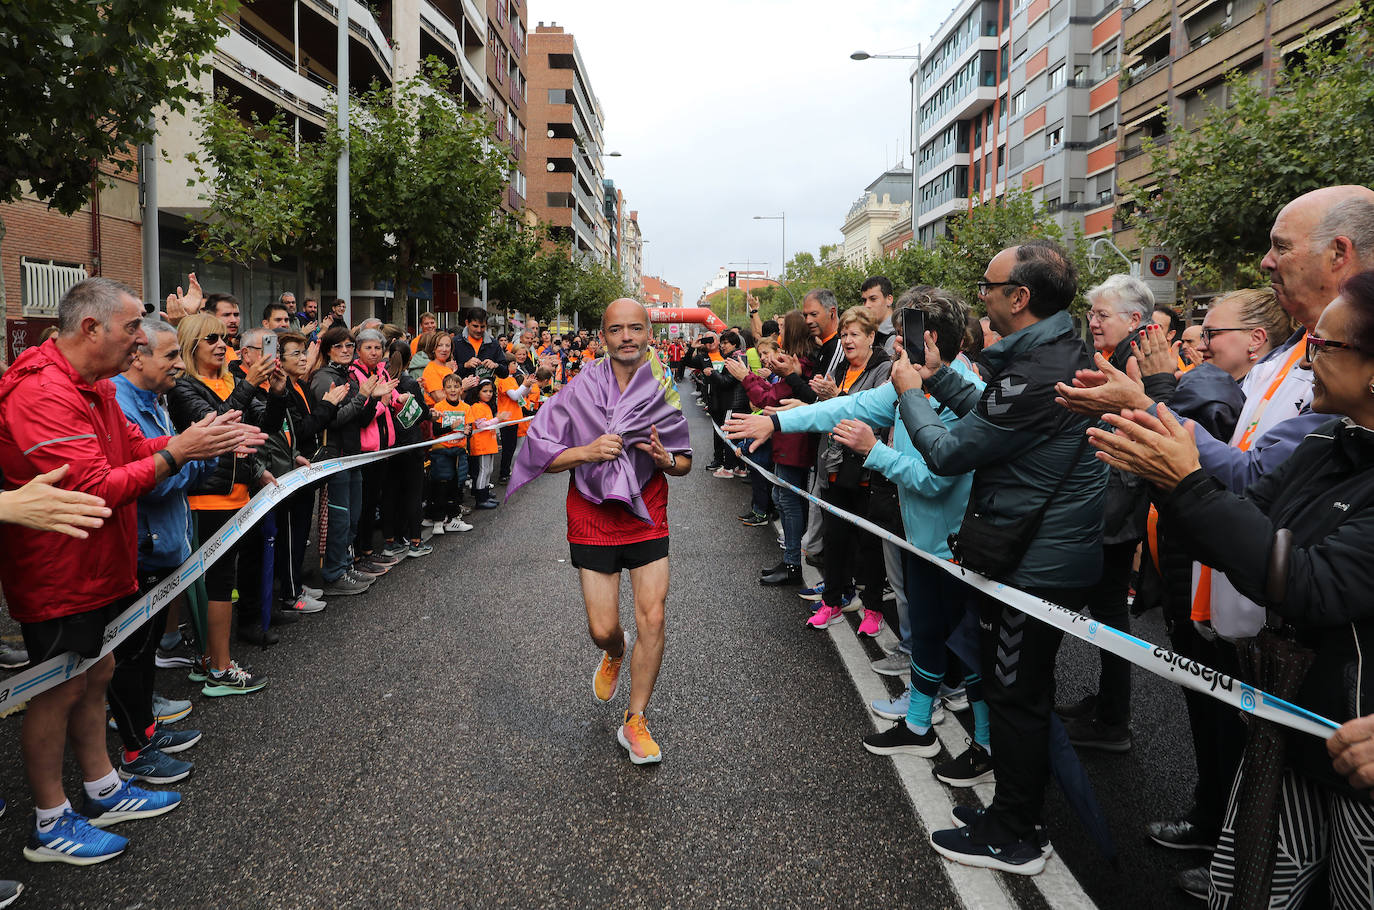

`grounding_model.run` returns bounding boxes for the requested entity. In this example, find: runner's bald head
[602,298,649,332]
